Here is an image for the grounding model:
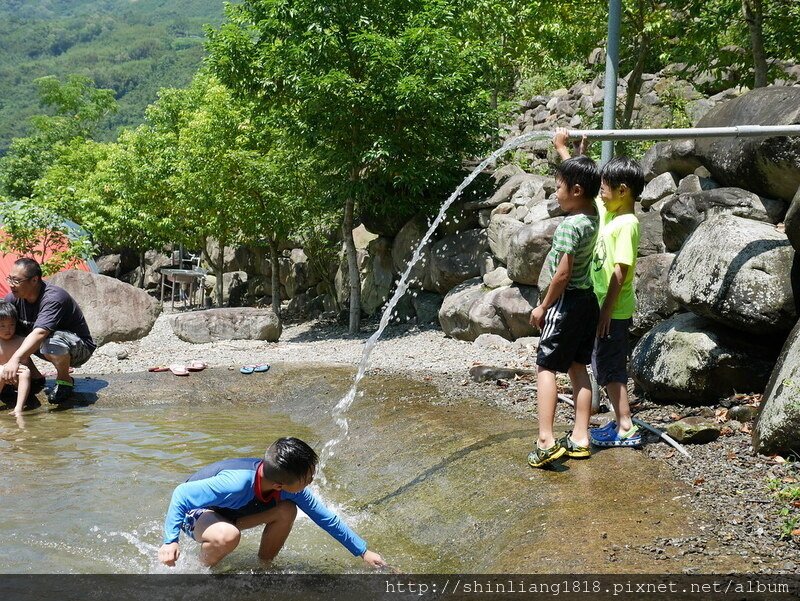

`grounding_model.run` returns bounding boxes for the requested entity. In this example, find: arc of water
[318,131,554,475]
